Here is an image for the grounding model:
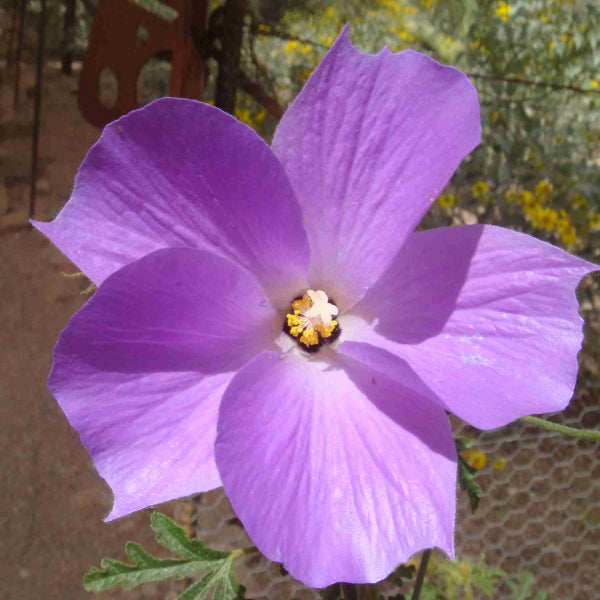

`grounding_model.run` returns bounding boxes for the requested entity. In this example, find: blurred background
[0,1,599,598]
